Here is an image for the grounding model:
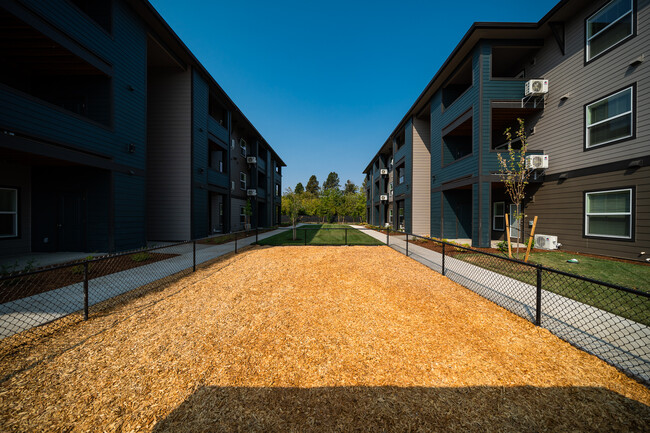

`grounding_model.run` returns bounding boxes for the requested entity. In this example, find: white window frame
[240,139,247,157]
[585,188,632,239]
[586,0,634,61]
[240,172,246,190]
[586,87,633,148]
[0,187,18,238]
[493,201,505,231]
